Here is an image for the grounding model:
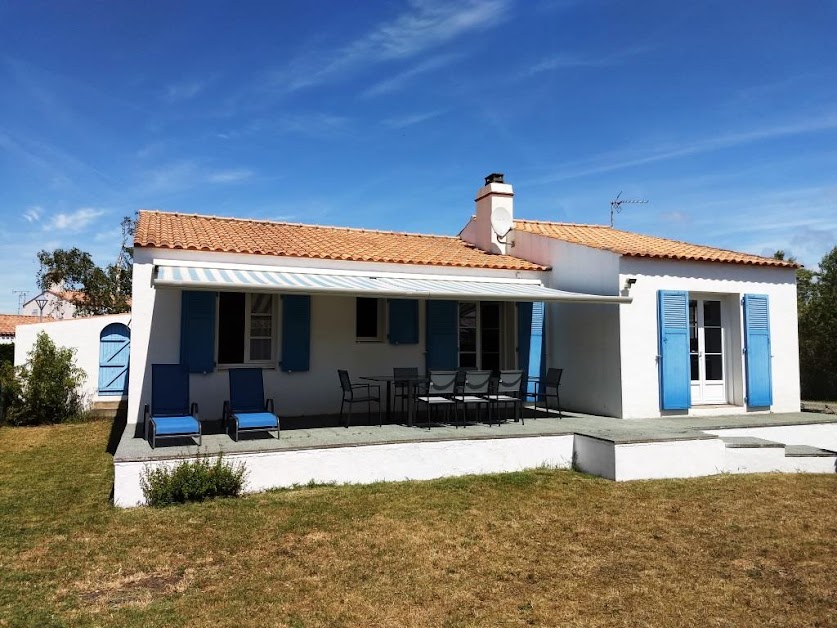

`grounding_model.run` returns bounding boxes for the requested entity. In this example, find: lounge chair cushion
[233,412,279,429]
[152,415,200,435]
